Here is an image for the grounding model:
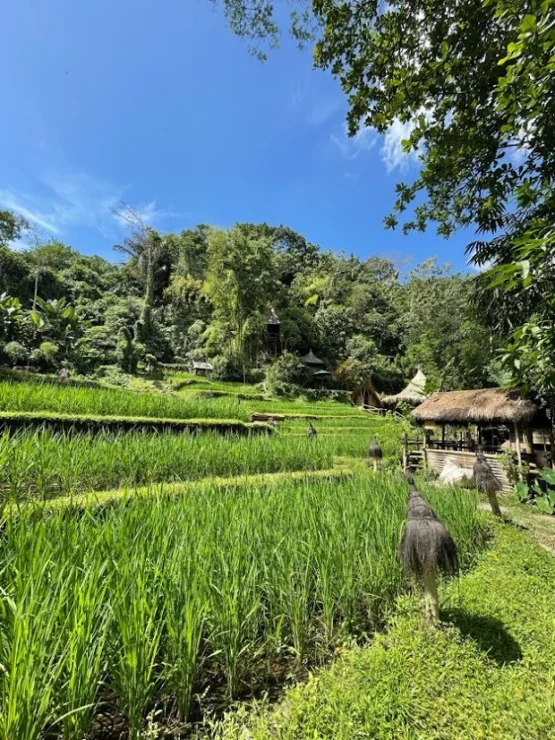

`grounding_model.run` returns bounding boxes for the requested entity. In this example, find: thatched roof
[411,388,540,426]
[302,350,324,366]
[382,369,428,408]
[351,377,382,407]
[192,361,214,371]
